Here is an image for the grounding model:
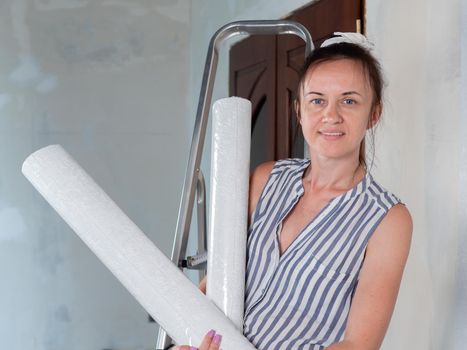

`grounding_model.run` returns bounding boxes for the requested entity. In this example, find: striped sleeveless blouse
[243,159,401,350]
